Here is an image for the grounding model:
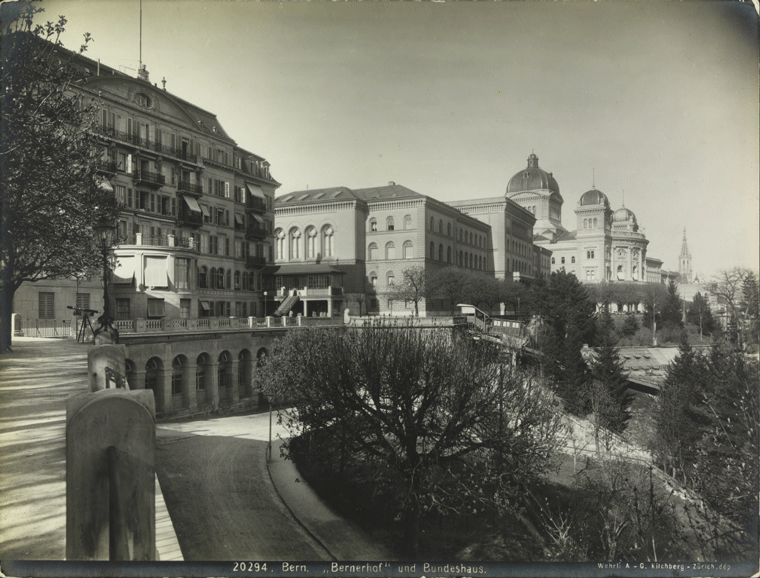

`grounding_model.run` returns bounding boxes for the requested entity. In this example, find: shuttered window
[39,292,54,319]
